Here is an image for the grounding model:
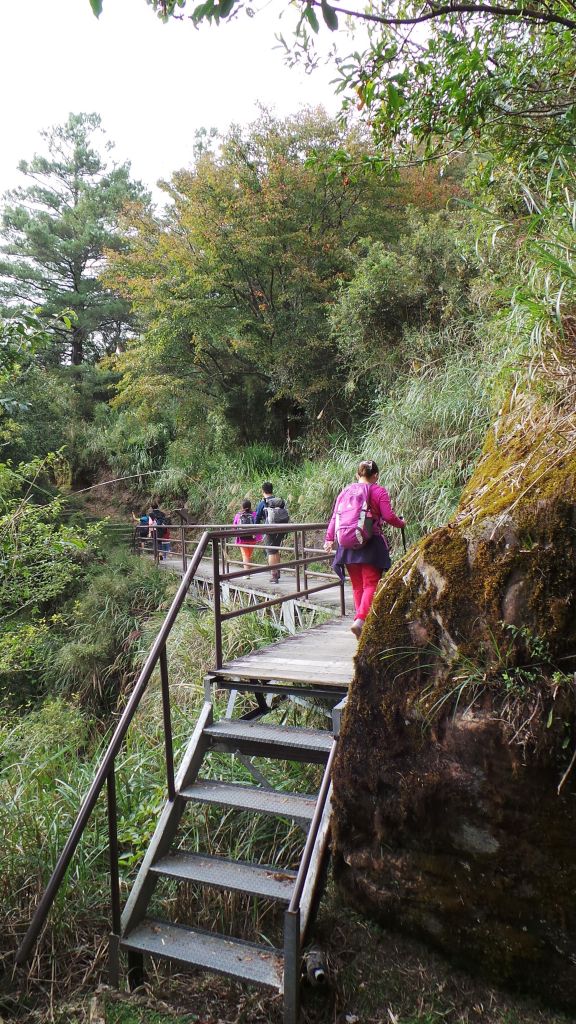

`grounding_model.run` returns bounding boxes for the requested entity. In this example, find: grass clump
[43,551,170,710]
